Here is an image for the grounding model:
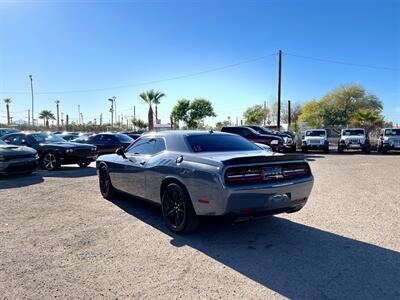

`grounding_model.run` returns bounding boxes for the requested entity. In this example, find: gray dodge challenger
[96,131,314,233]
